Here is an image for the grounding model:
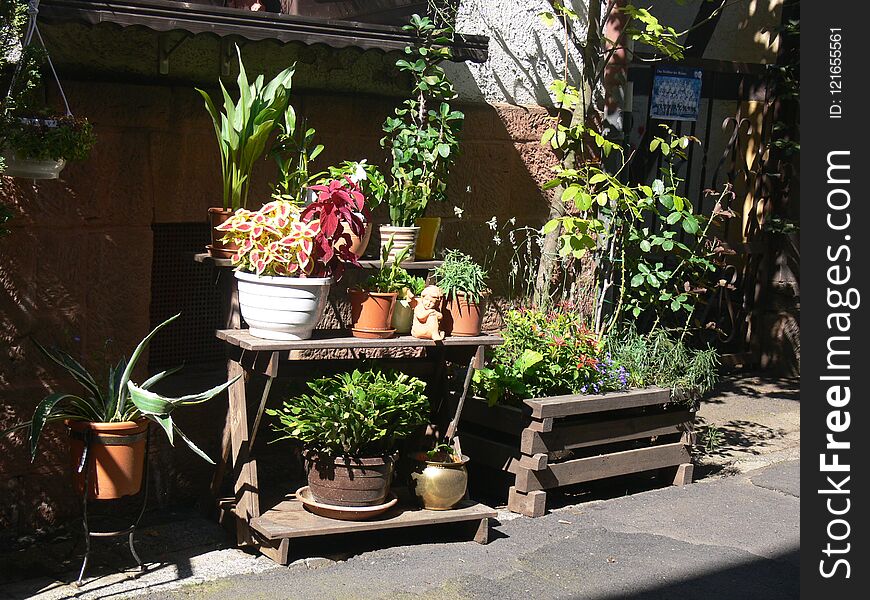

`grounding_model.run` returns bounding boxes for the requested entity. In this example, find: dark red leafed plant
[301,178,369,279]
